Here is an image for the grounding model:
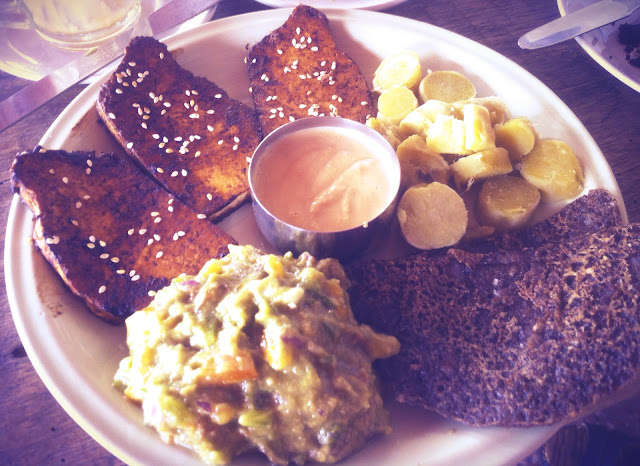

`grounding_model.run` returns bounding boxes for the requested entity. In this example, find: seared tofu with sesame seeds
[10,148,236,323]
[247,4,376,135]
[97,36,262,222]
